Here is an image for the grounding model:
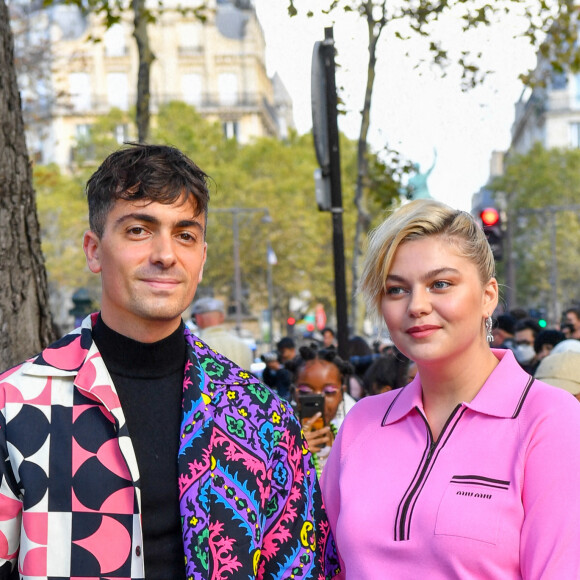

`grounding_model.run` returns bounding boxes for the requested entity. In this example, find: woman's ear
[483,277,499,314]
